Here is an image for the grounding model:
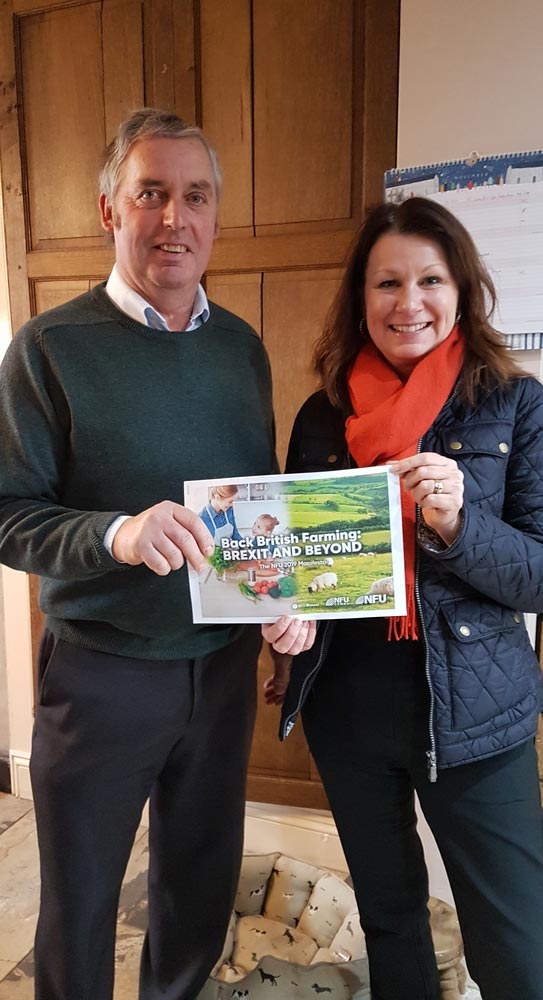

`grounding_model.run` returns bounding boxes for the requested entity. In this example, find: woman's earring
[455,311,462,323]
[359,317,365,333]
